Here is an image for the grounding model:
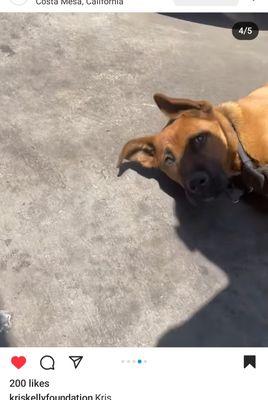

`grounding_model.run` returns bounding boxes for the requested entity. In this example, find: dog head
[117,94,237,203]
